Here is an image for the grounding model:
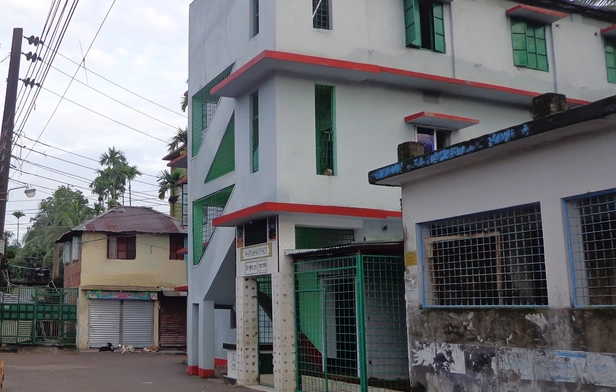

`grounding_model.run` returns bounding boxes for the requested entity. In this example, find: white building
[186,0,616,390]
[369,94,616,391]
